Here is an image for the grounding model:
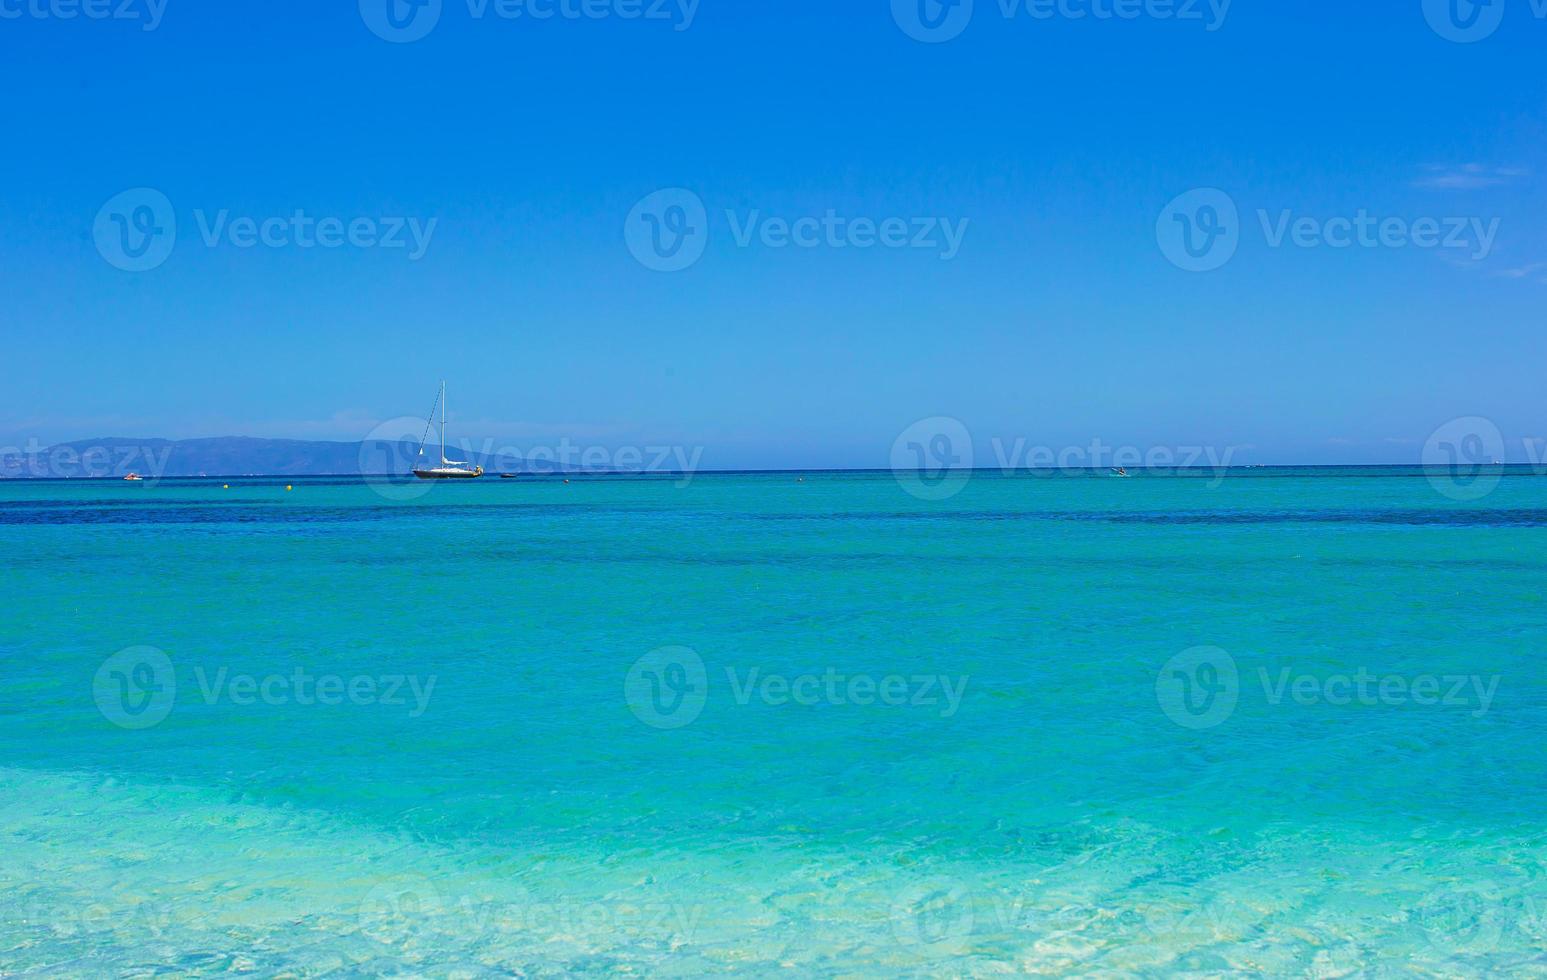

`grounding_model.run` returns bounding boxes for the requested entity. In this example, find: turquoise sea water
[3,469,1547,975]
